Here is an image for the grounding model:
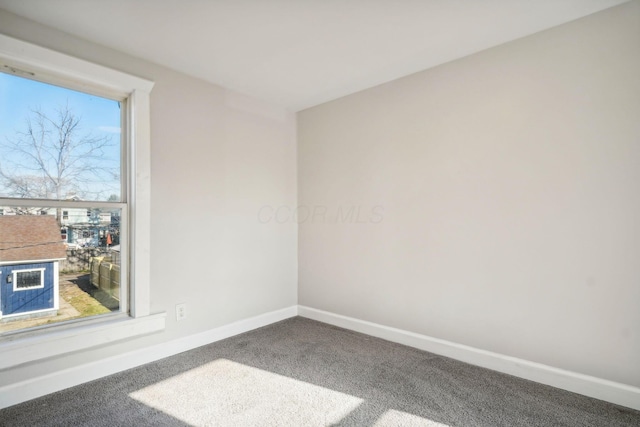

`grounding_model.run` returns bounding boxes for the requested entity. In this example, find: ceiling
[0,0,629,111]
